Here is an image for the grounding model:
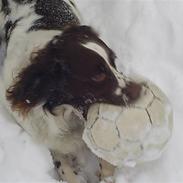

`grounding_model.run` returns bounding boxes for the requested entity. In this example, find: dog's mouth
[70,80,142,120]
